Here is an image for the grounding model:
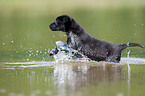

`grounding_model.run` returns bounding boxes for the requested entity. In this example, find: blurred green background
[0,0,145,61]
